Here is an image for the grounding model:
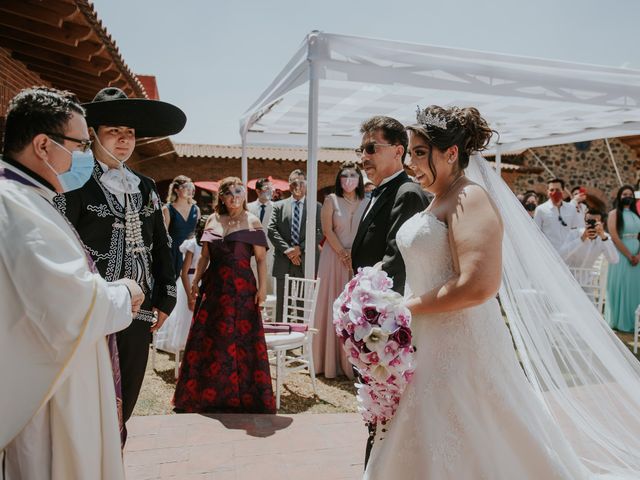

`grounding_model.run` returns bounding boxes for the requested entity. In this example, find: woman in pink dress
[313,162,367,379]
